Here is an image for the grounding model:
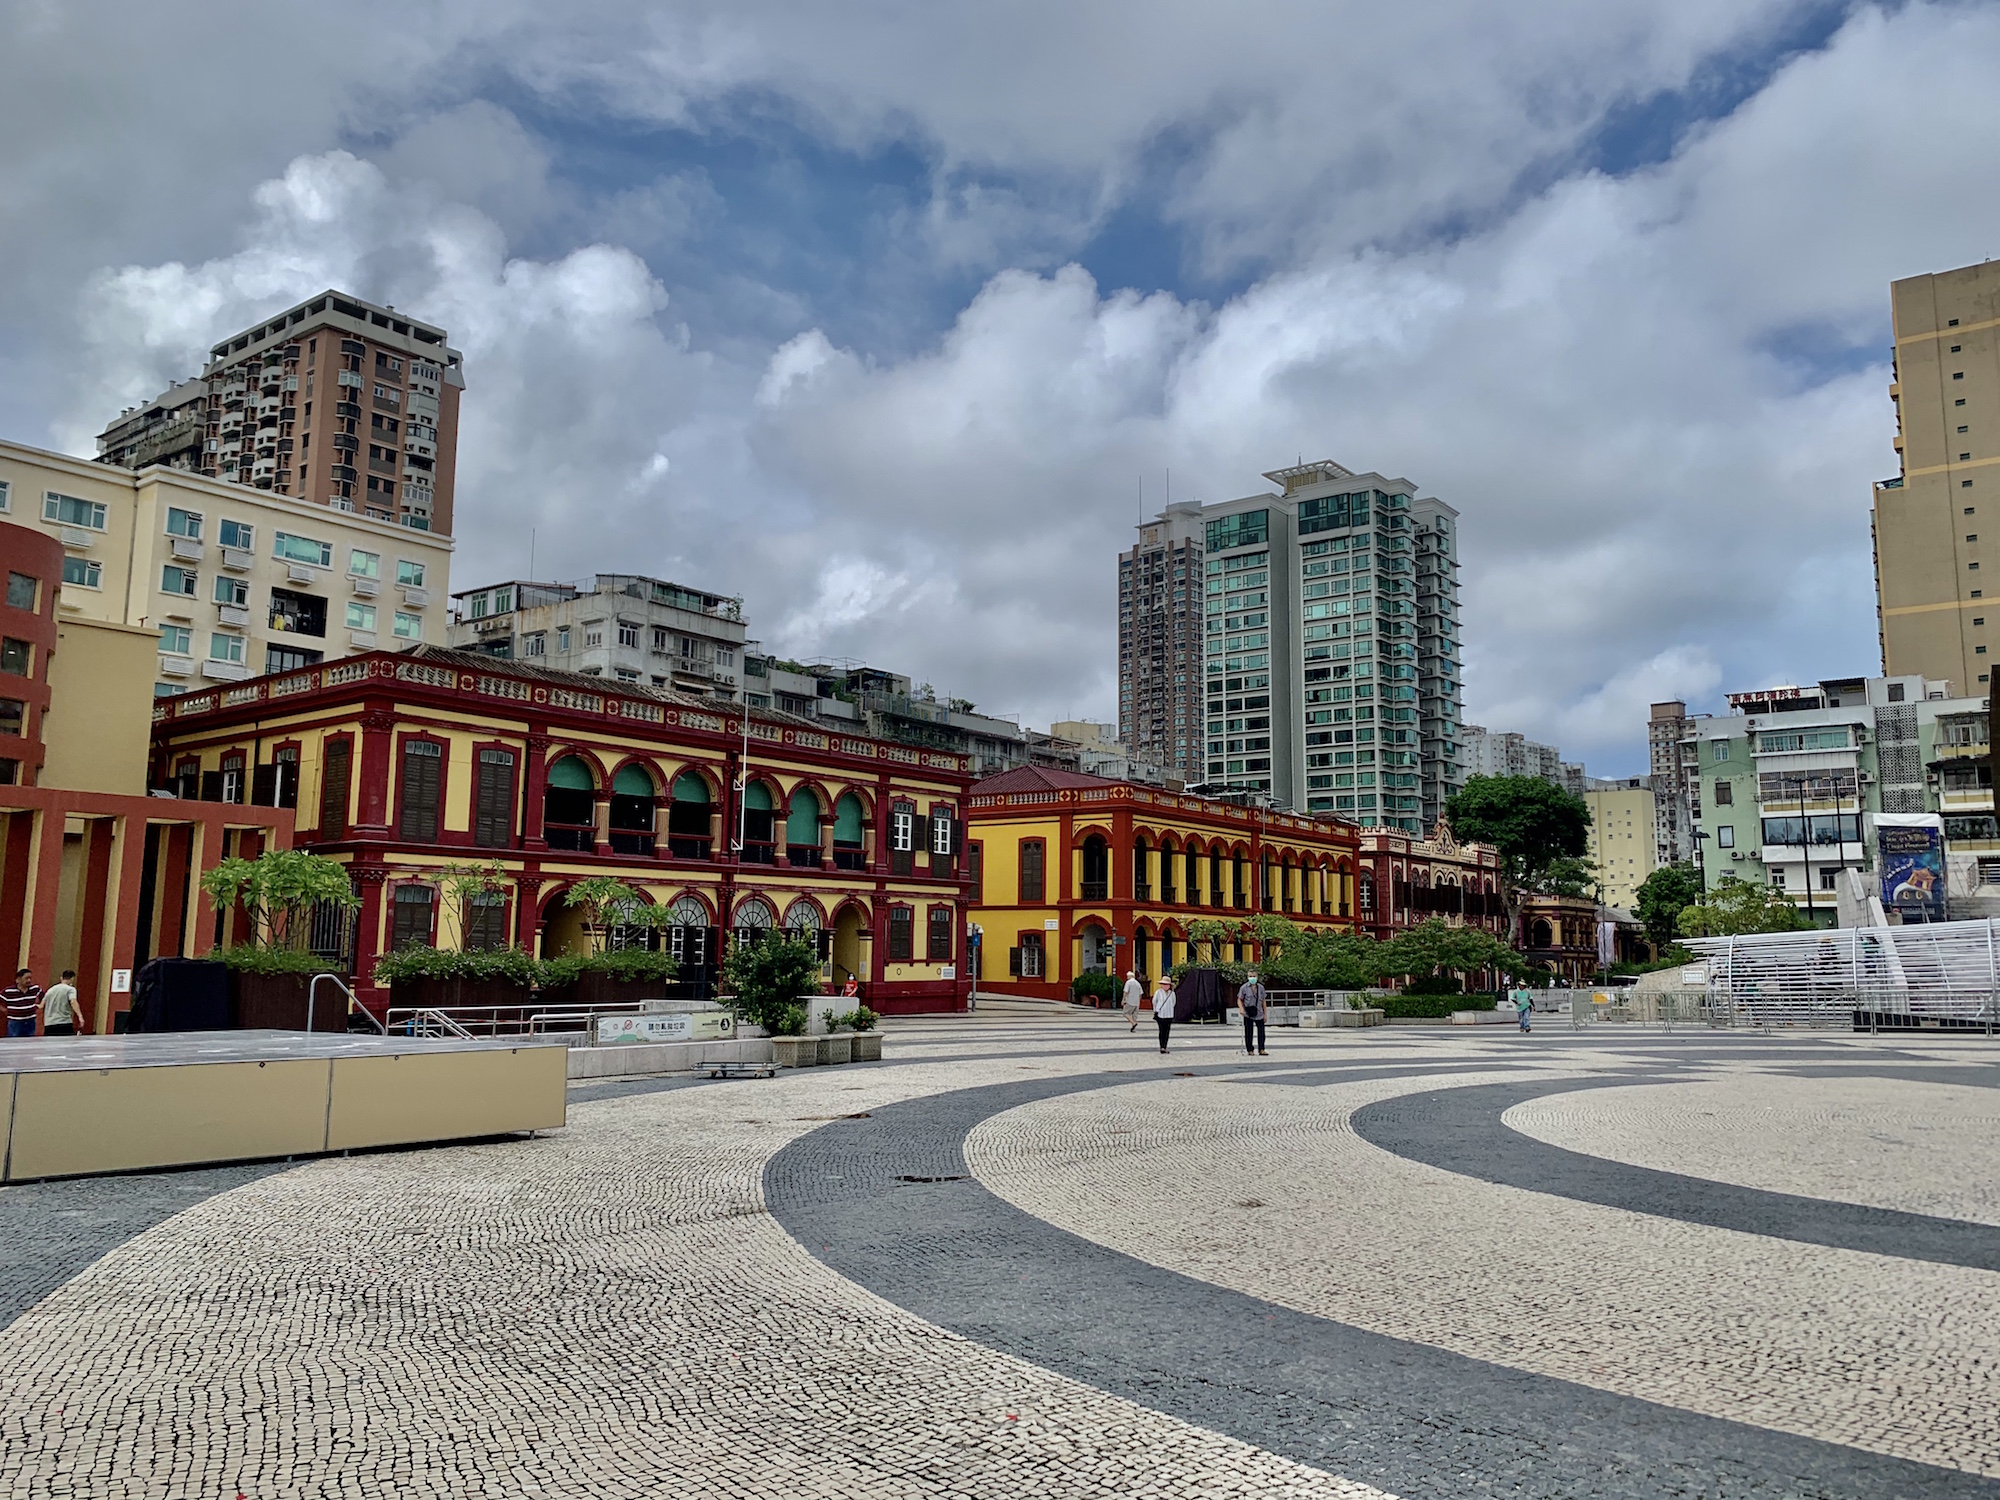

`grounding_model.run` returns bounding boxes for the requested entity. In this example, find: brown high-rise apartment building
[1118,500,1204,779]
[1875,260,2000,694]
[97,291,464,535]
